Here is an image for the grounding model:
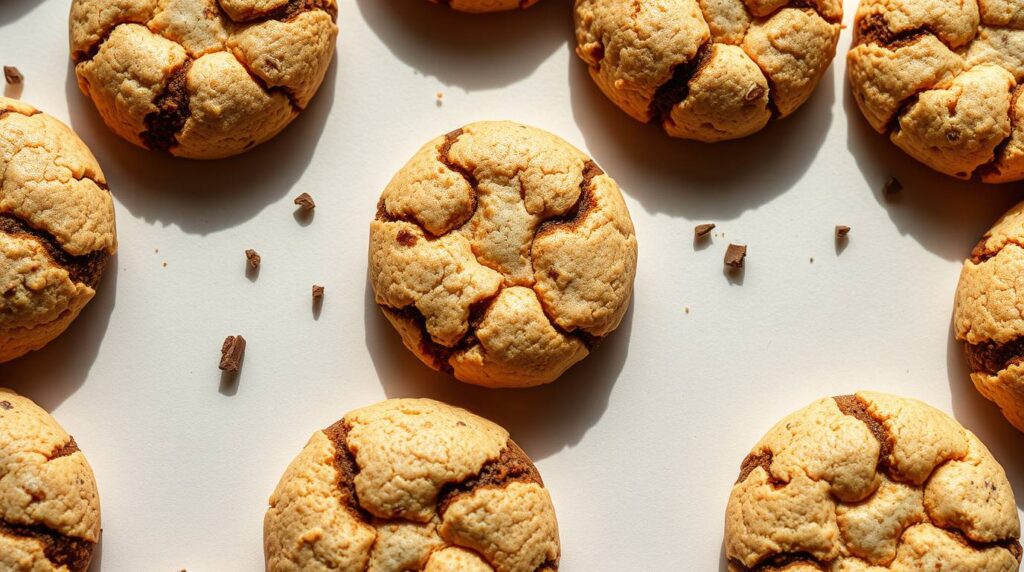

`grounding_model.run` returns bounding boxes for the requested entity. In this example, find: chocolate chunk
[4,66,23,85]
[882,177,902,195]
[0,401,11,410]
[835,225,851,238]
[294,192,316,211]
[219,335,246,373]
[695,223,716,238]
[245,249,261,270]
[312,284,324,299]
[744,86,764,102]
[725,244,747,268]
